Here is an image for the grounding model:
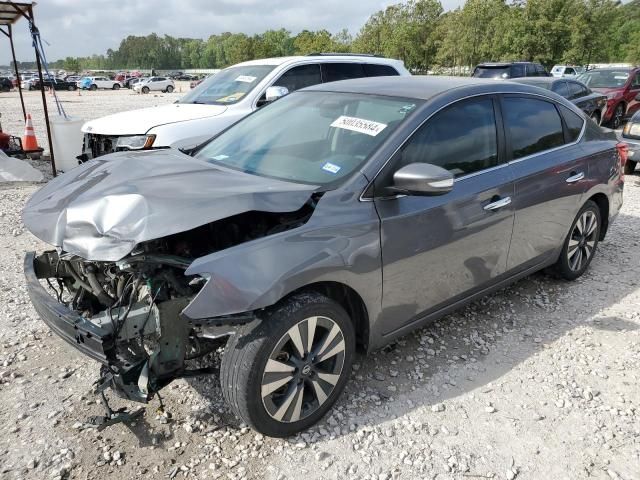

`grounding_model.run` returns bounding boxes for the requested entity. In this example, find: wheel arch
[277,281,370,352]
[588,192,609,240]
